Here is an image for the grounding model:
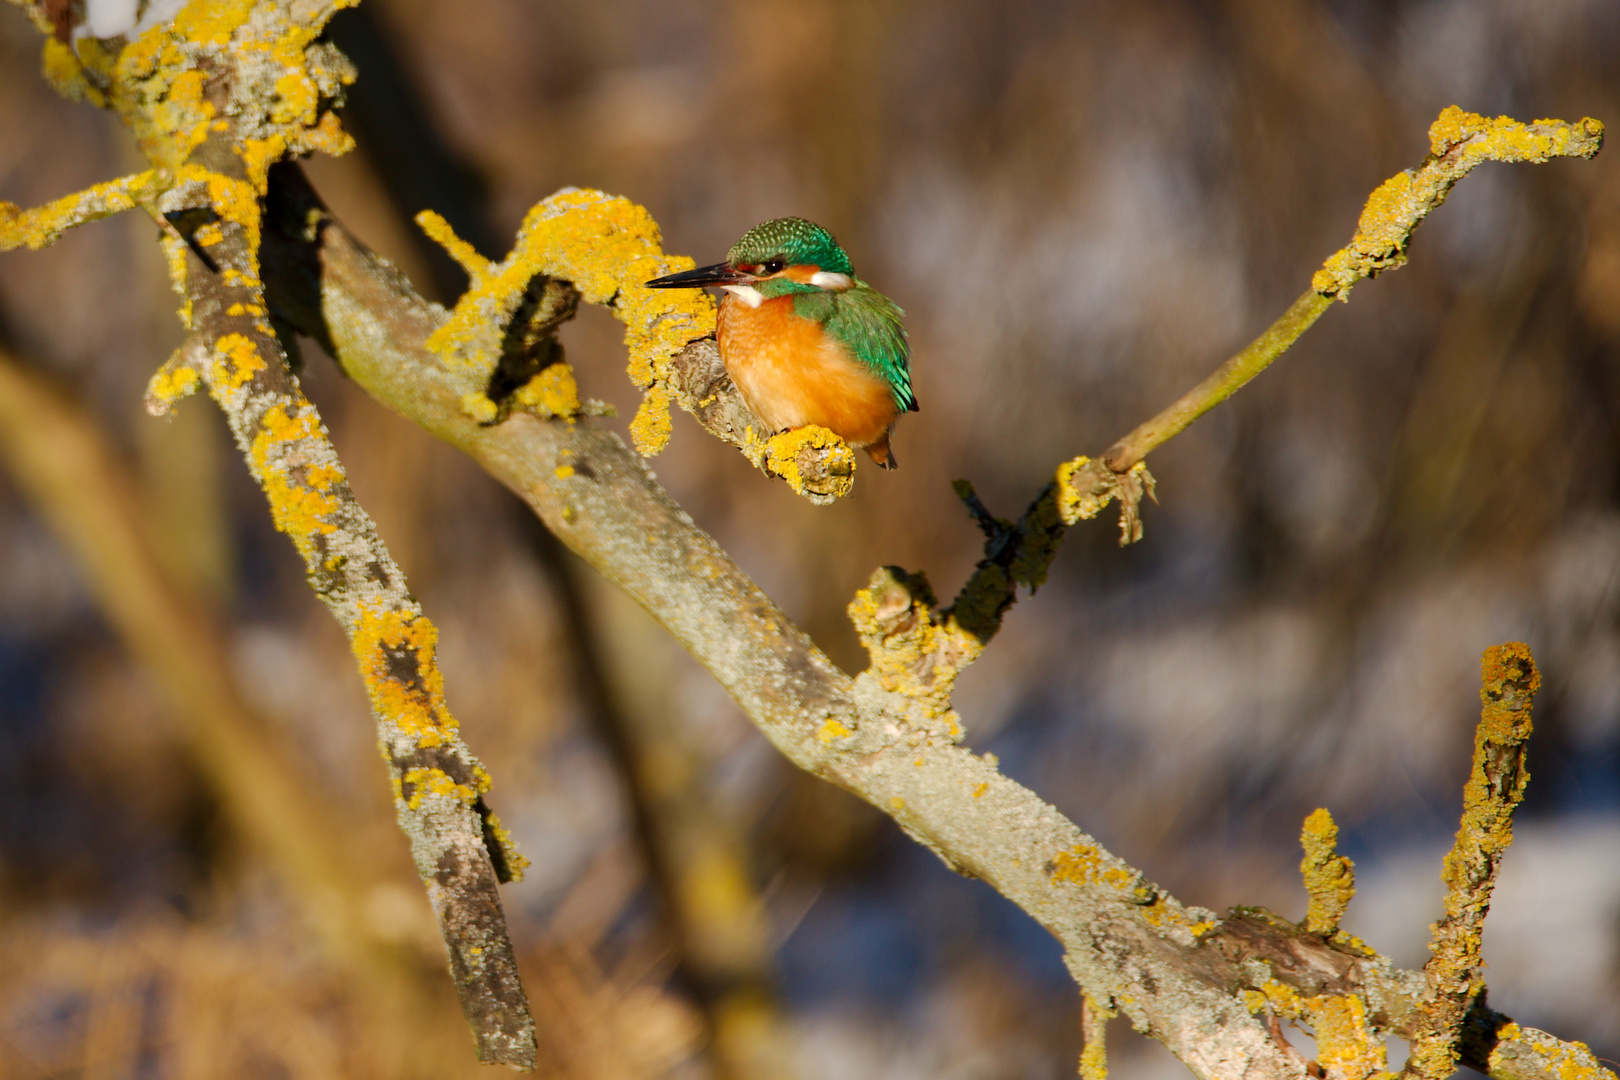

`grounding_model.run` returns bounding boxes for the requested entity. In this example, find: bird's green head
[726,218,853,279]
[644,217,858,301]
